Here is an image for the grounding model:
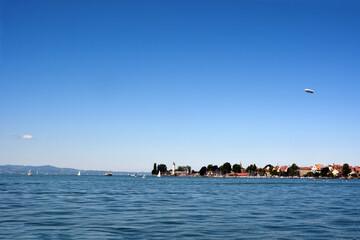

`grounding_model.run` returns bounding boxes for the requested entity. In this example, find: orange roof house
[316,164,323,170]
